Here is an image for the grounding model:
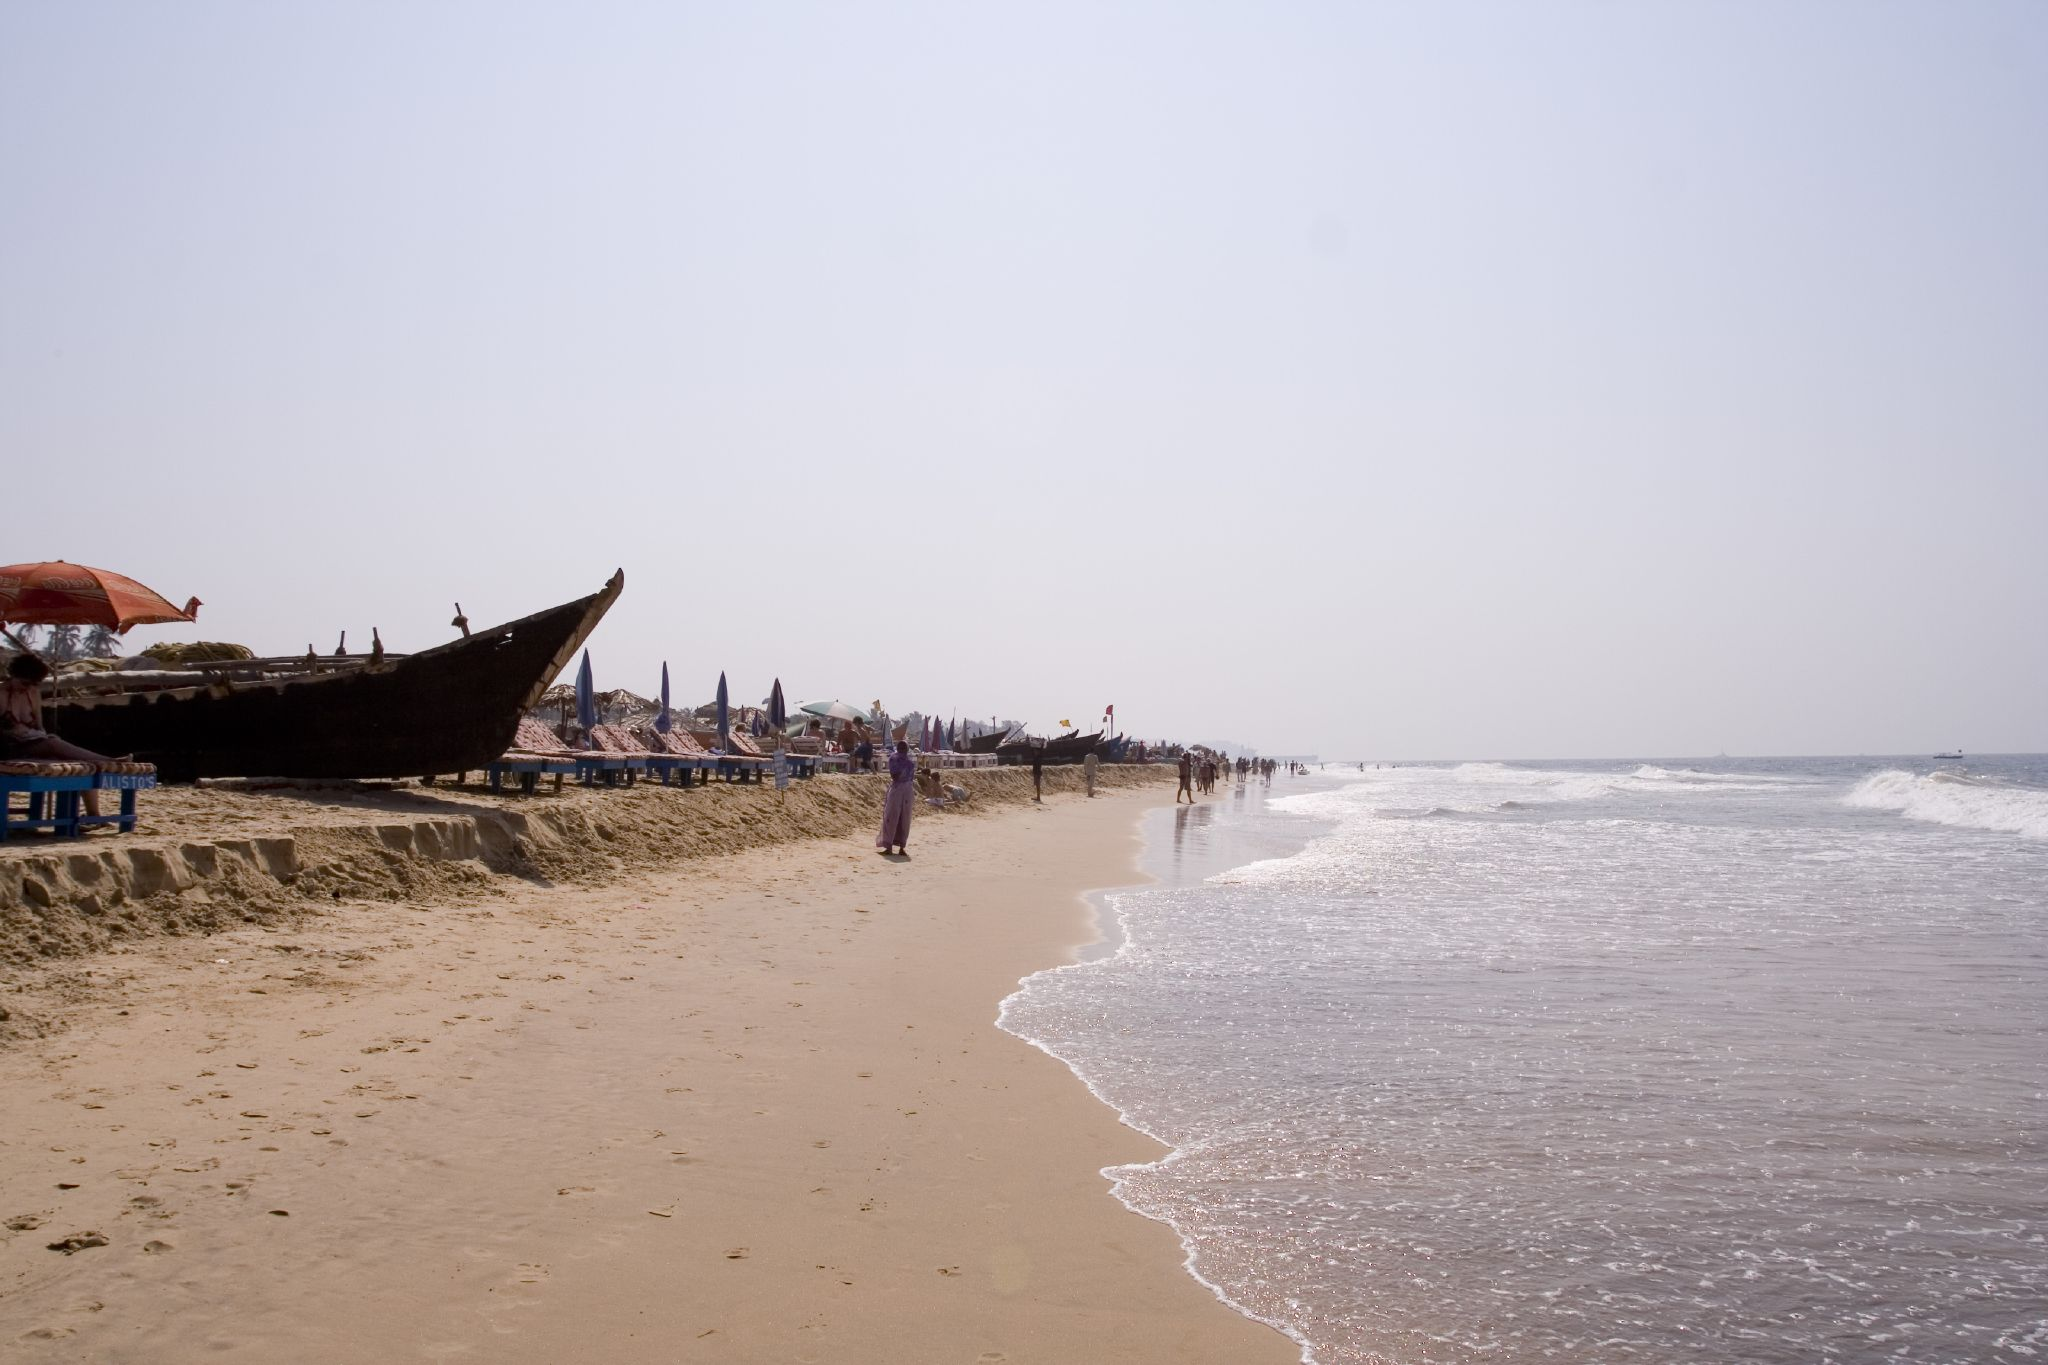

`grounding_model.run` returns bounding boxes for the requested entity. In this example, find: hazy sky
[4,2,2043,759]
